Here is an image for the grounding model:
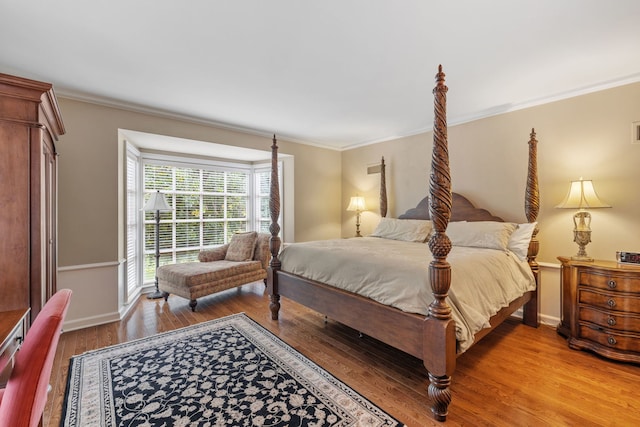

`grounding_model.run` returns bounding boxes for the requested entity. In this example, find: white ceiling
[2,1,640,150]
